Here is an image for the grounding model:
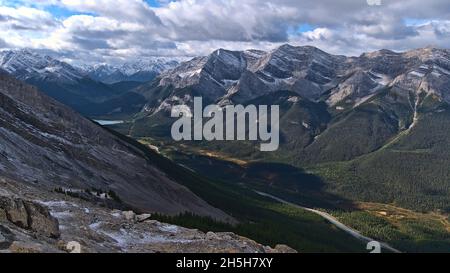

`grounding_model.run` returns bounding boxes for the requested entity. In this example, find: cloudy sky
[0,0,449,64]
